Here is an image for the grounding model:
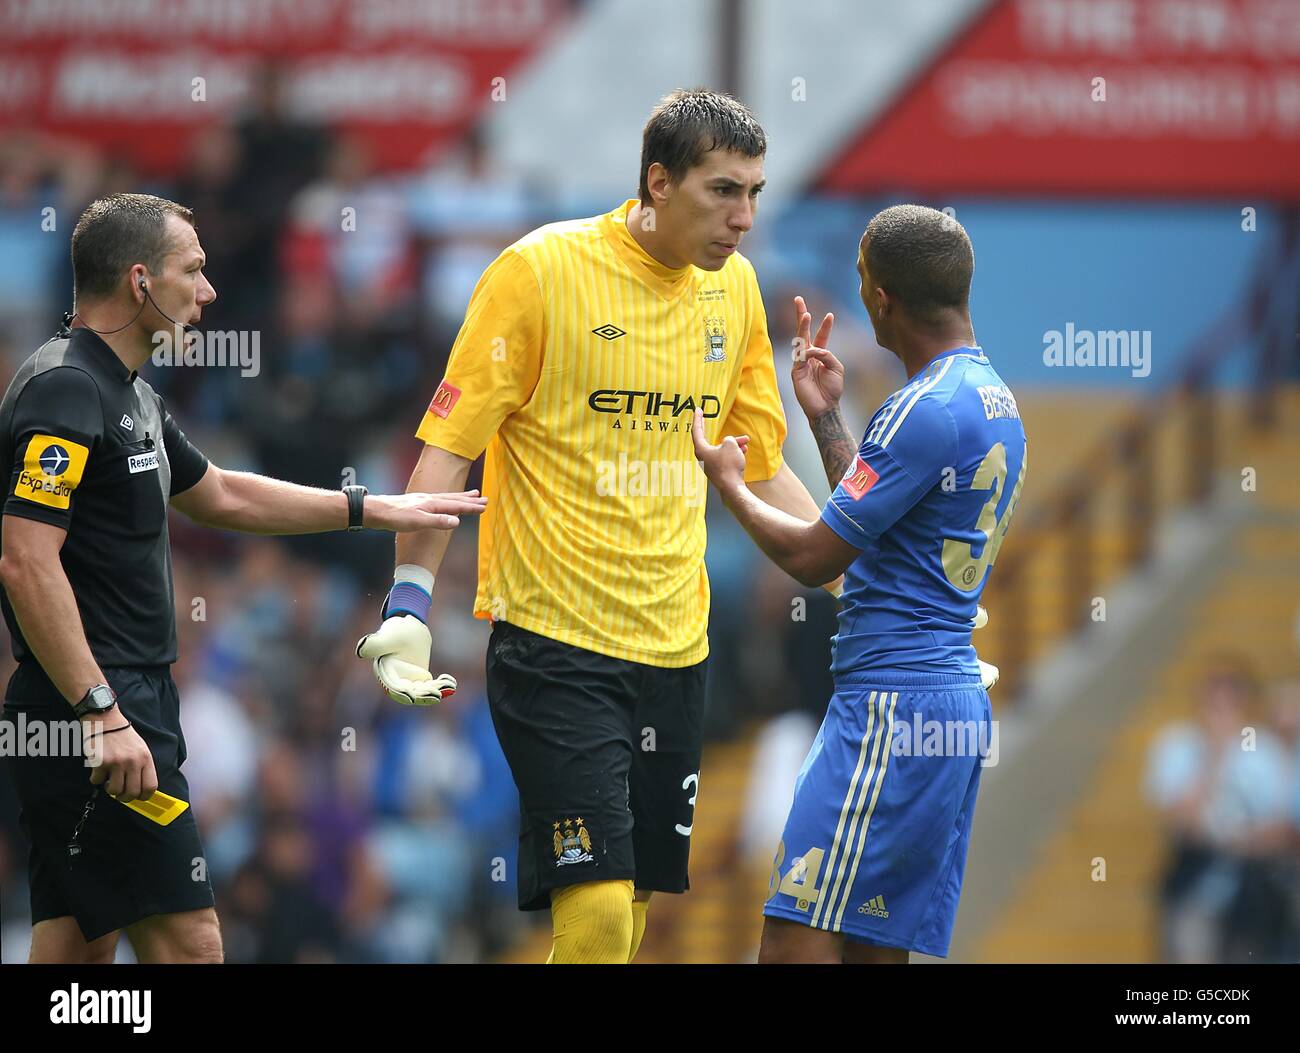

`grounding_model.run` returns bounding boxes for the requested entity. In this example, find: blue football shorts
[763,671,992,957]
